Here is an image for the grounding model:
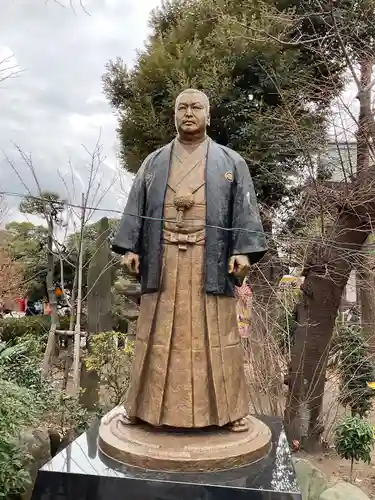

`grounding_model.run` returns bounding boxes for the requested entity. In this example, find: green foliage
[0,316,49,342]
[5,221,48,254]
[3,333,90,438]
[334,415,374,481]
[335,325,375,417]
[0,331,91,497]
[4,219,75,301]
[45,393,90,436]
[0,381,89,497]
[20,192,64,222]
[67,218,119,258]
[5,221,48,300]
[102,0,348,212]
[17,192,71,301]
[0,336,45,391]
[0,315,75,343]
[84,332,134,407]
[0,436,32,499]
[0,379,43,498]
[0,379,42,442]
[0,388,90,498]
[66,218,120,297]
